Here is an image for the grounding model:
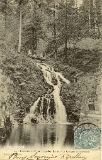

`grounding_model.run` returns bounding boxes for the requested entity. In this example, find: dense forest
[0,0,101,124]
